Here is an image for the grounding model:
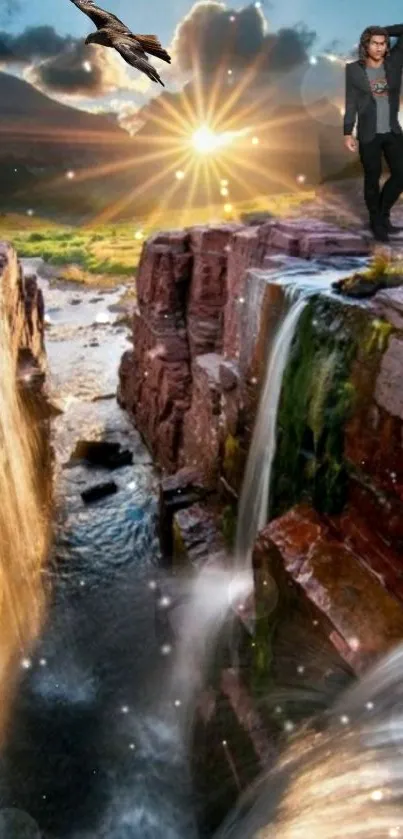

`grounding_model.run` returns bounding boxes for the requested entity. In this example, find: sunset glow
[191,124,250,154]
